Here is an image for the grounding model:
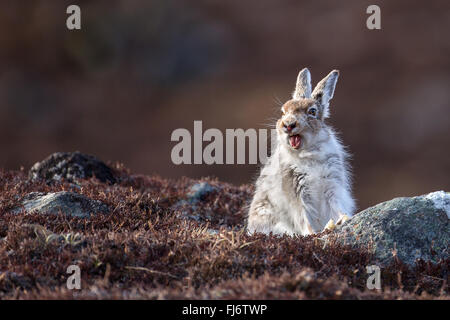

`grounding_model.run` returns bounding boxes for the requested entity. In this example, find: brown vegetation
[0,166,448,299]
